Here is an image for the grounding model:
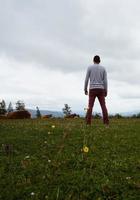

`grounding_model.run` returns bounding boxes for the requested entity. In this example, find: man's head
[93,55,100,64]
